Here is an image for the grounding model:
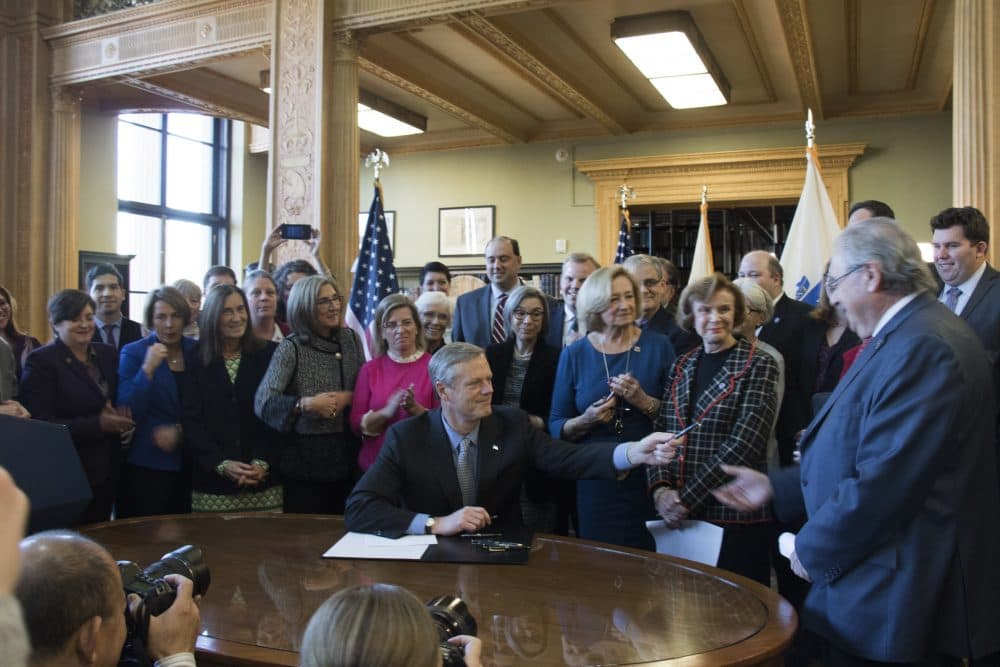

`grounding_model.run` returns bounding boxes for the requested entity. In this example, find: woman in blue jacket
[117,285,197,518]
